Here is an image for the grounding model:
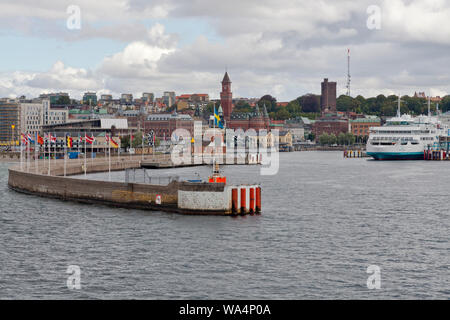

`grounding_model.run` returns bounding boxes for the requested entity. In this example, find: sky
[1,0,450,101]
